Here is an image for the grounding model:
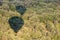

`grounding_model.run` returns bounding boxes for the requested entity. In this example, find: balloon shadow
[8,16,24,33]
[16,5,27,15]
[0,0,3,6]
